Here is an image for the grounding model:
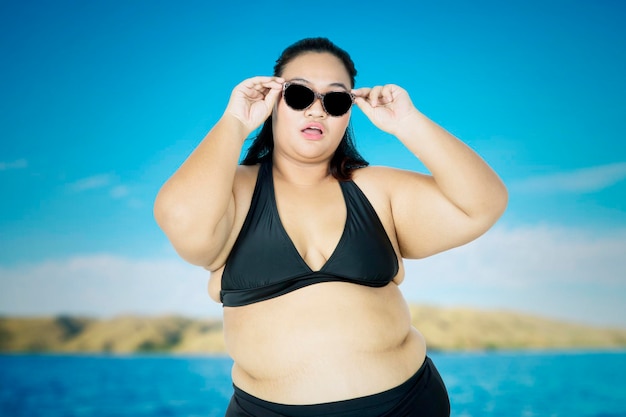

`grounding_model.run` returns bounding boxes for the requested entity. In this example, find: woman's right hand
[225,76,284,136]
